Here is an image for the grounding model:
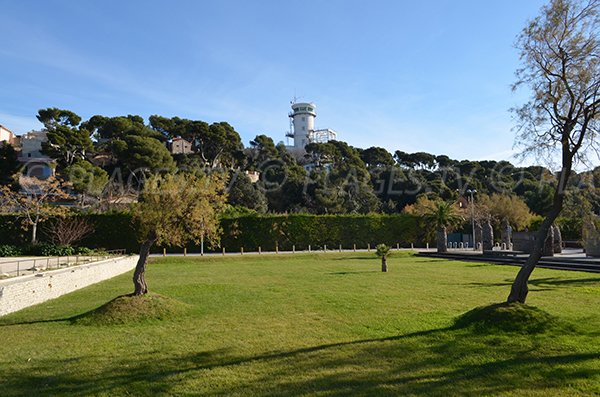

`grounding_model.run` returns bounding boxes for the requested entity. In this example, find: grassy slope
[1,252,600,396]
